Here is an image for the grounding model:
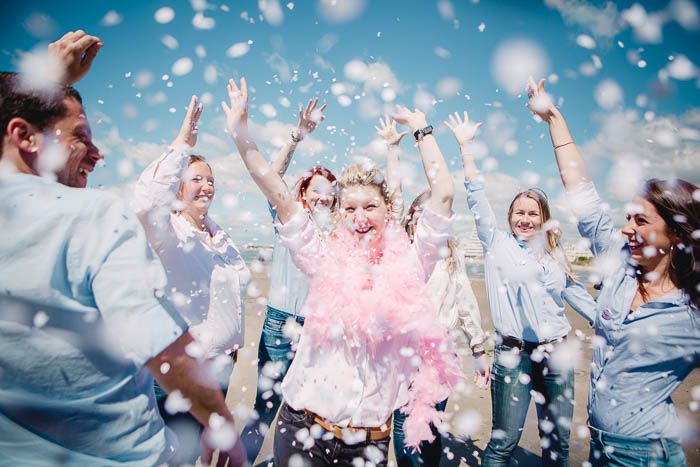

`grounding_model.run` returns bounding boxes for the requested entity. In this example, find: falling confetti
[154,7,175,24]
